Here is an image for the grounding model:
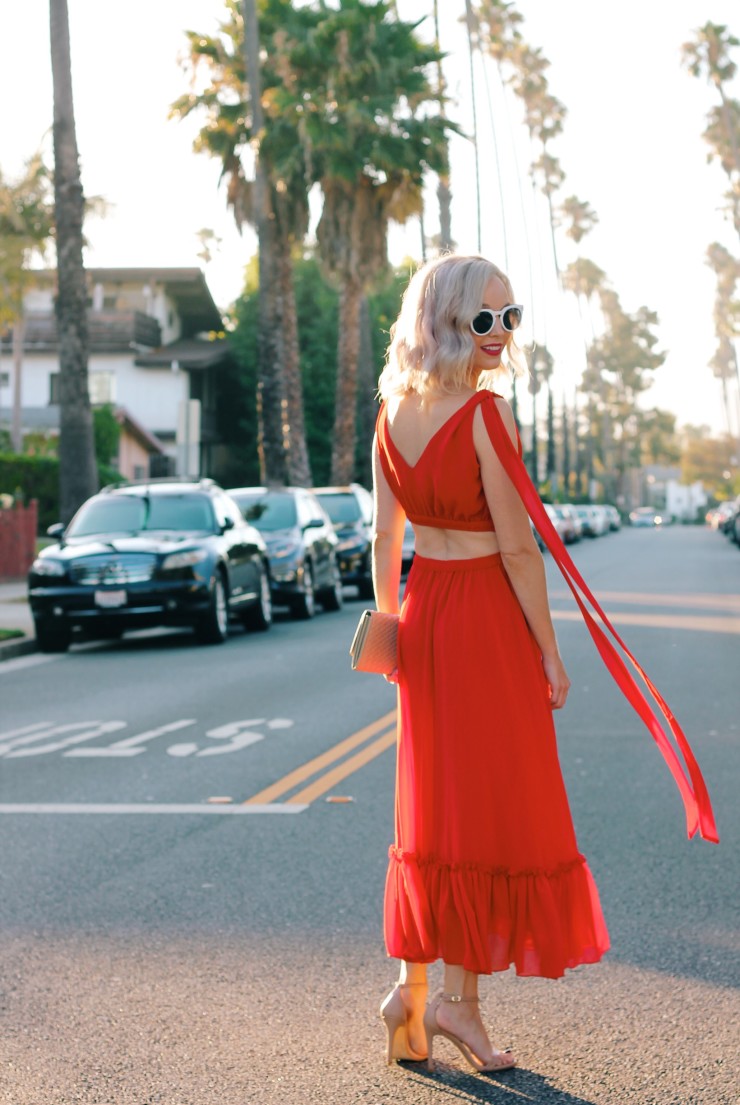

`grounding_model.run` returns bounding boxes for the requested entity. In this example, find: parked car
[572,505,599,537]
[603,504,622,532]
[228,486,343,618]
[531,518,546,552]
[629,506,664,527]
[401,518,416,576]
[707,501,736,530]
[551,504,581,544]
[313,483,374,599]
[719,498,740,545]
[543,503,568,543]
[28,479,273,652]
